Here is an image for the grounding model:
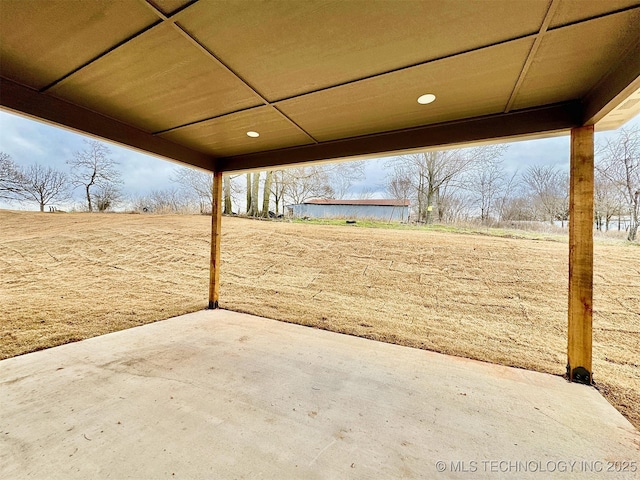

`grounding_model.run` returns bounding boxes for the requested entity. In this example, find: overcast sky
[1,109,638,210]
